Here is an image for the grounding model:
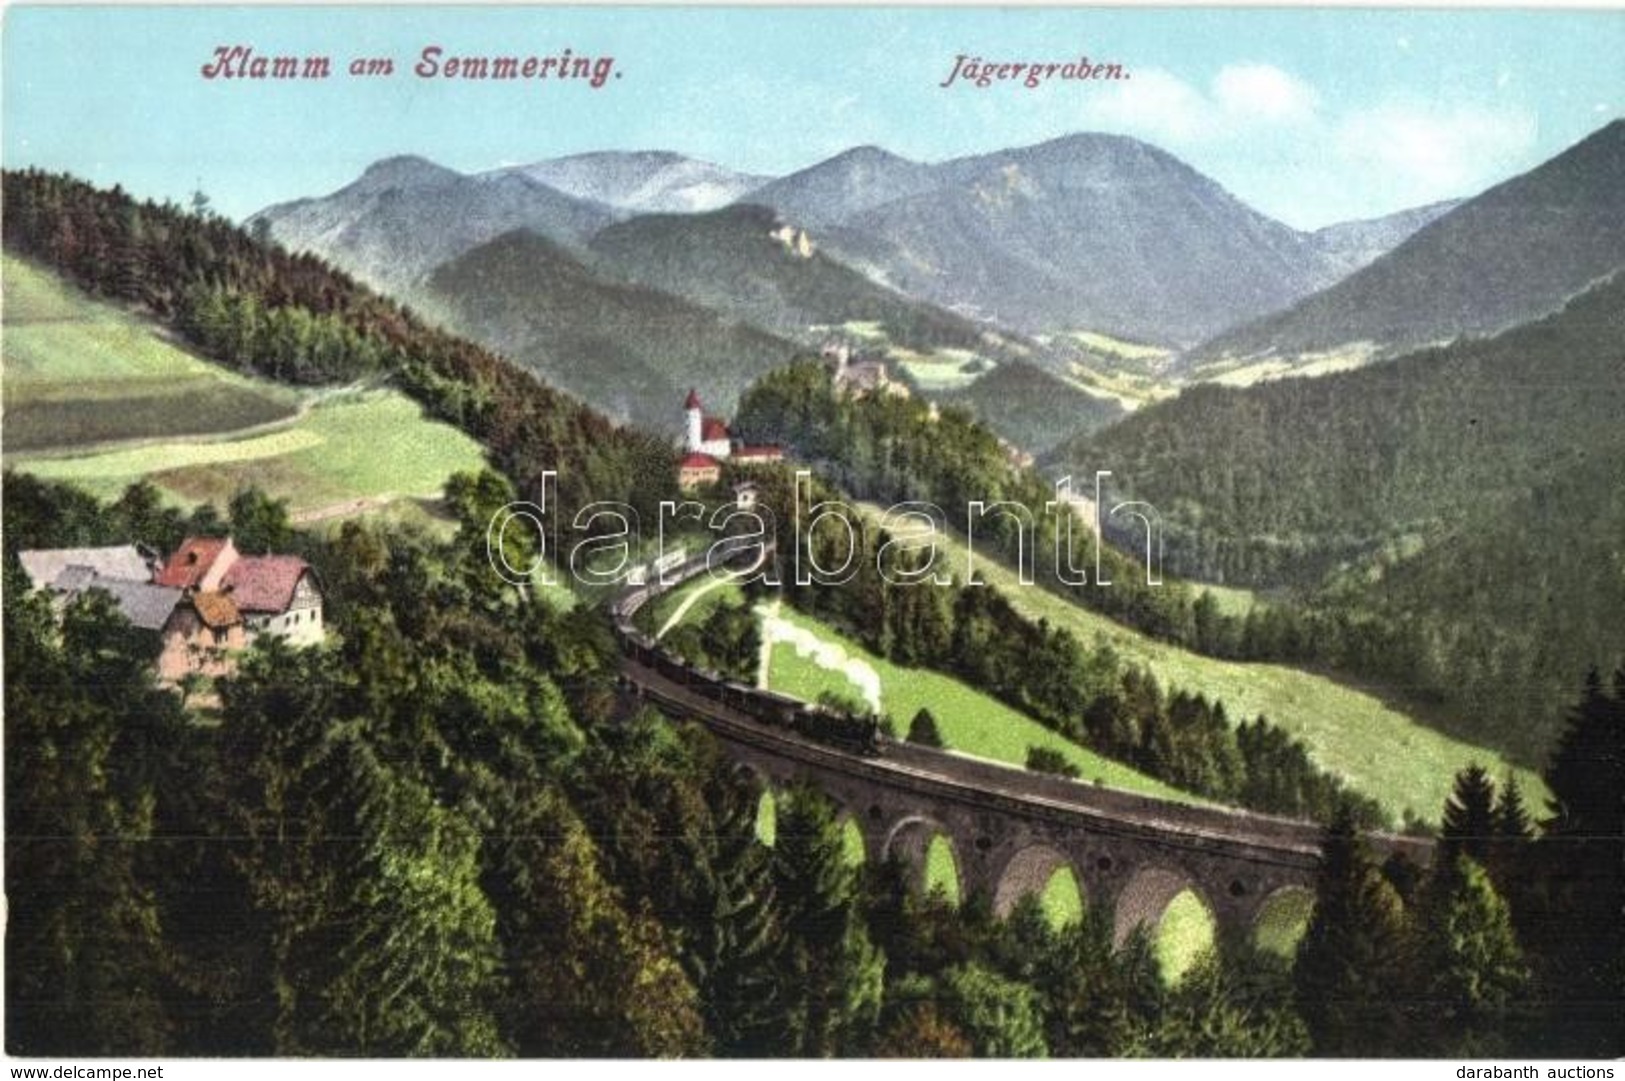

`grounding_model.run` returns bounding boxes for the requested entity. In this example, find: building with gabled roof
[223,554,324,645]
[59,576,185,632]
[45,570,244,682]
[155,536,325,646]
[159,590,245,682]
[731,445,785,464]
[18,545,156,592]
[22,533,319,682]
